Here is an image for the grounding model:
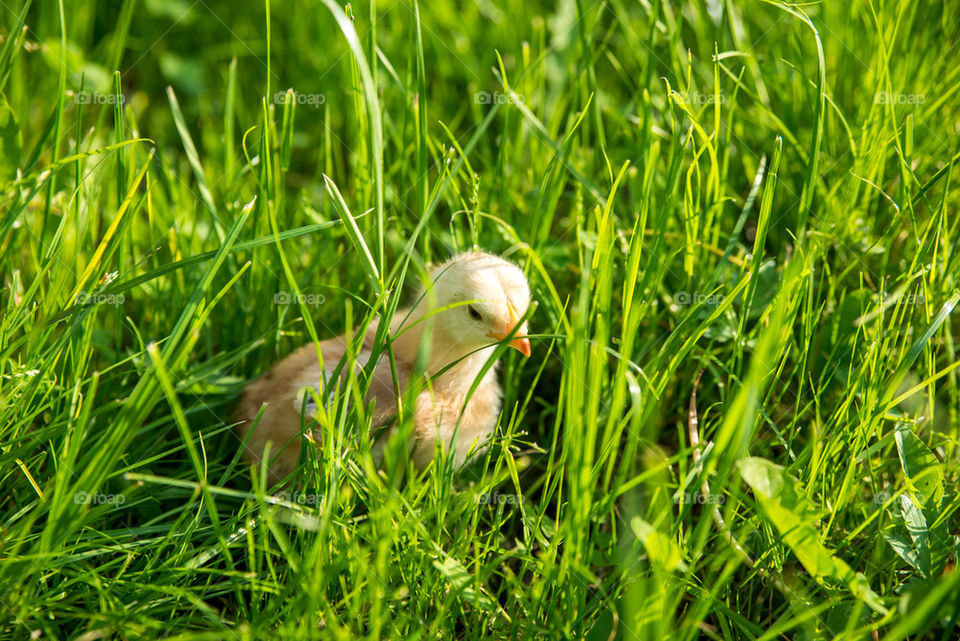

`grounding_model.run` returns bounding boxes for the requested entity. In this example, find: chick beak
[498,302,531,357]
[509,332,532,358]
[491,324,530,357]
